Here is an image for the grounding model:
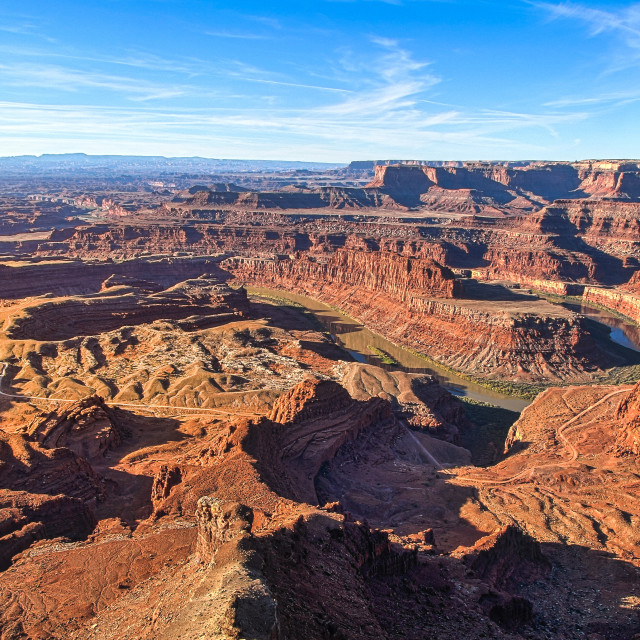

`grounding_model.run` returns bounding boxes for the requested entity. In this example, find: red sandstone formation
[3,160,640,639]
[2,333,640,637]
[338,362,467,442]
[0,374,524,639]
[226,249,463,300]
[623,271,640,295]
[583,286,640,324]
[168,184,398,210]
[26,396,126,462]
[457,525,551,591]
[267,378,395,504]
[0,430,102,569]
[224,253,611,382]
[0,256,228,300]
[457,384,640,561]
[615,381,640,455]
[5,276,248,341]
[367,161,640,213]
